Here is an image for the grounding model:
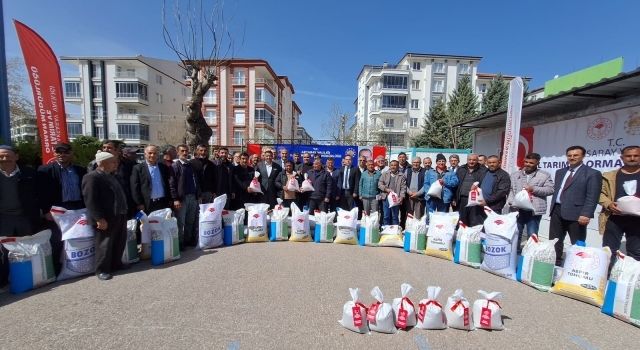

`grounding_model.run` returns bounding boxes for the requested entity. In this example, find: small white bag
[416,286,447,330]
[367,286,397,334]
[286,175,300,192]
[445,289,474,330]
[338,288,370,334]
[387,191,401,208]
[392,283,417,329]
[301,173,315,192]
[466,182,484,207]
[473,290,504,330]
[617,180,640,216]
[248,171,263,194]
[513,189,534,211]
[427,179,443,199]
